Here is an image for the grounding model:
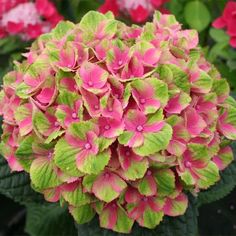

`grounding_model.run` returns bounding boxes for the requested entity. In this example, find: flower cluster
[0,0,63,40]
[212,1,236,48]
[99,0,169,23]
[0,11,236,233]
